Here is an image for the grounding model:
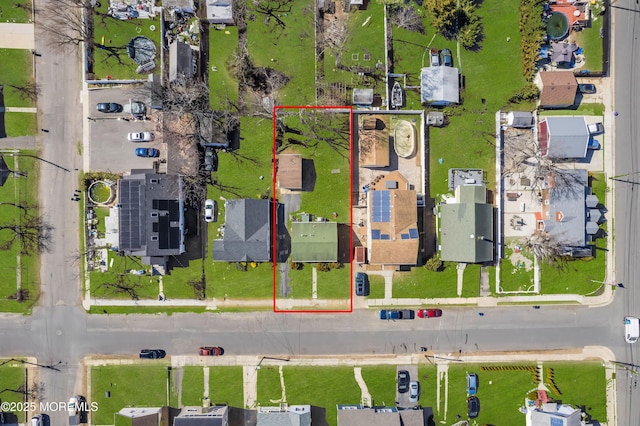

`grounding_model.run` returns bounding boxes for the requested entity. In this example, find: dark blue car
[135,147,159,158]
